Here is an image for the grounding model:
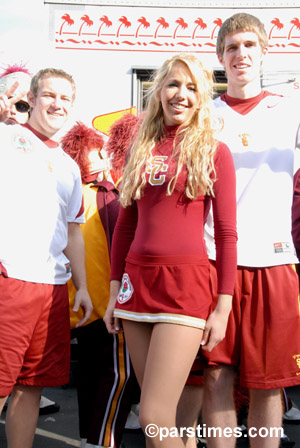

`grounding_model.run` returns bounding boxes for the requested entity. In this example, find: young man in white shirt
[0,68,93,448]
[201,13,300,448]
